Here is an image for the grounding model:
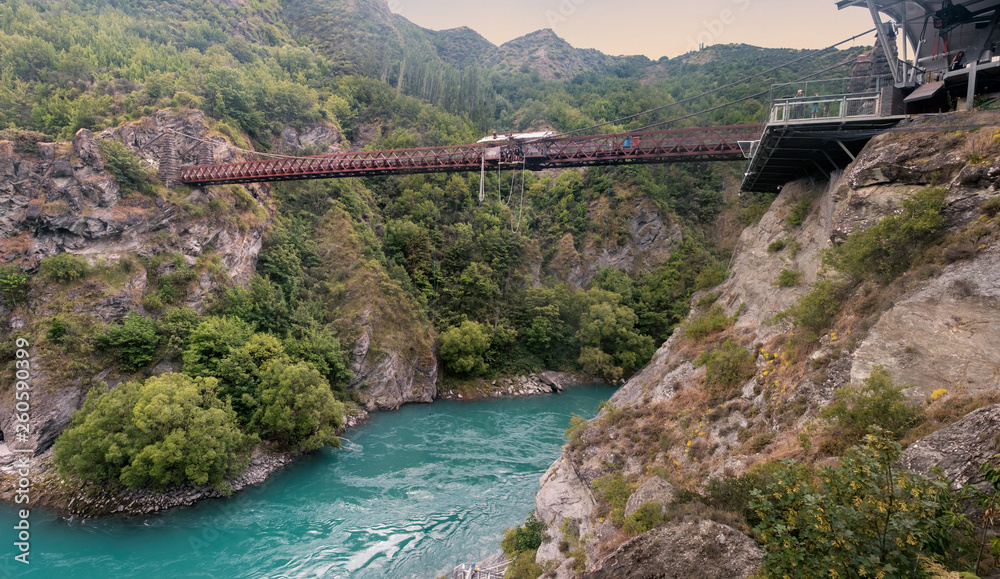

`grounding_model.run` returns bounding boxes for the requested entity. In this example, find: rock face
[0,111,266,283]
[901,404,1000,490]
[317,208,438,411]
[347,306,438,410]
[581,519,764,579]
[0,110,273,453]
[531,111,1000,577]
[279,124,344,155]
[535,456,599,571]
[546,198,682,289]
[850,245,1000,399]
